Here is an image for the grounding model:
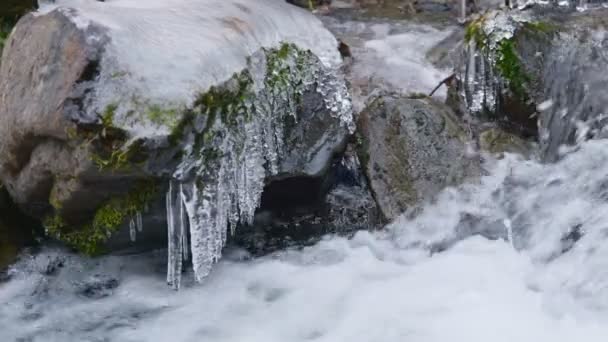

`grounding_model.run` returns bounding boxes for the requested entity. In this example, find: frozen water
[5,139,608,340]
[166,45,353,286]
